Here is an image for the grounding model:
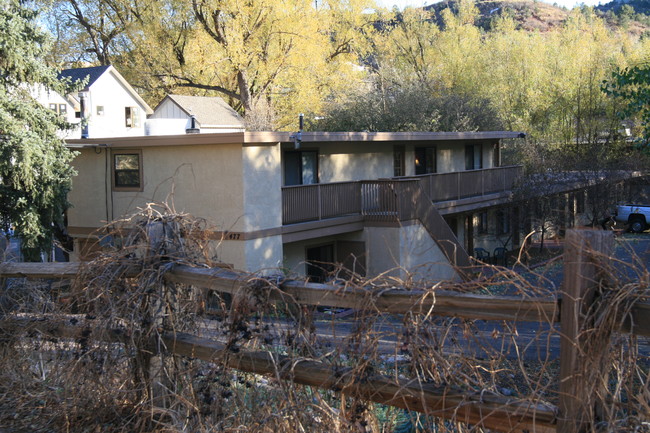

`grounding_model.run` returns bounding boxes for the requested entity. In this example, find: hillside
[423,0,650,35]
